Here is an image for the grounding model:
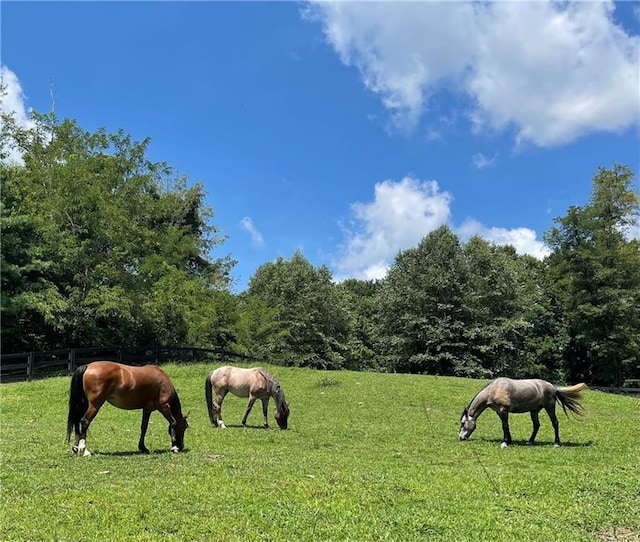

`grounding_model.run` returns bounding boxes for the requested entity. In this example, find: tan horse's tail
[205,372,215,425]
[555,383,587,417]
